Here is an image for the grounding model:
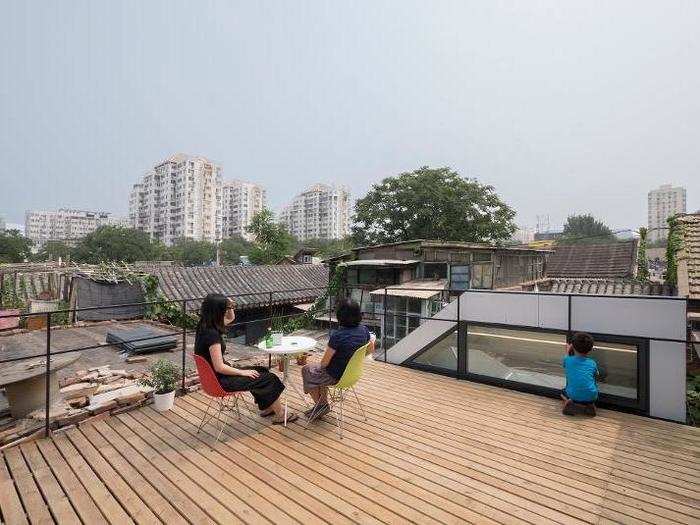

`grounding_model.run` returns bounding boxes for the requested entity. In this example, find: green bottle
[265,328,273,349]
